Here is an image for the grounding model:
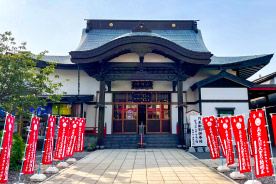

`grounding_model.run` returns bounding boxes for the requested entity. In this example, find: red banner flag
[0,115,15,183]
[74,118,86,152]
[54,117,70,160]
[66,118,79,157]
[22,117,40,174]
[42,115,56,164]
[217,117,234,166]
[231,115,251,173]
[247,118,254,157]
[203,116,220,159]
[250,110,273,178]
[271,114,276,148]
